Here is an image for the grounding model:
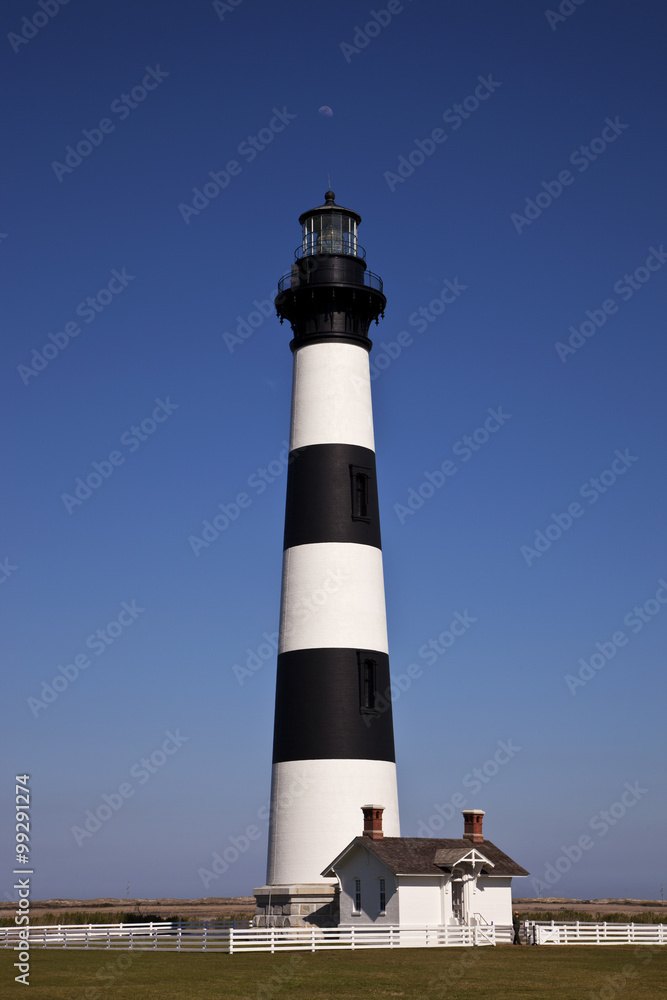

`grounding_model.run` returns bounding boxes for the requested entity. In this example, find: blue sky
[2,0,666,904]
